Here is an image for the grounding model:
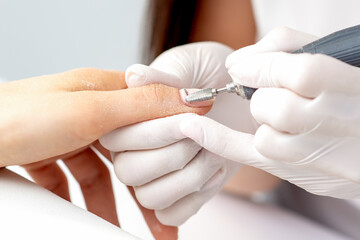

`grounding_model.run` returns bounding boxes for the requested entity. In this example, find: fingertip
[98,136,108,150]
[125,64,148,87]
[225,45,257,69]
[98,132,121,153]
[155,210,183,227]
